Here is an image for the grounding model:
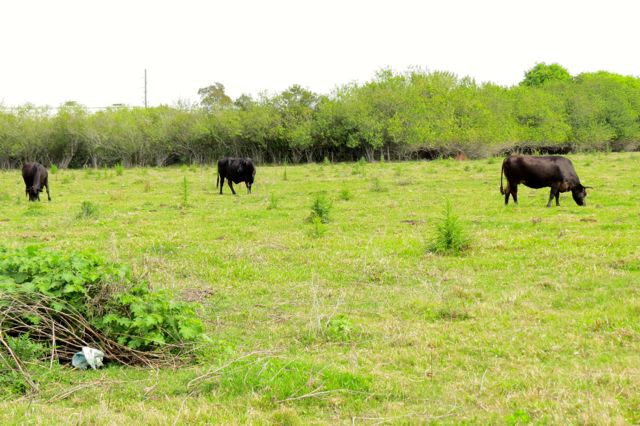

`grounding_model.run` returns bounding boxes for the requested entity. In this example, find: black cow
[22,162,51,202]
[216,157,256,195]
[500,155,590,207]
